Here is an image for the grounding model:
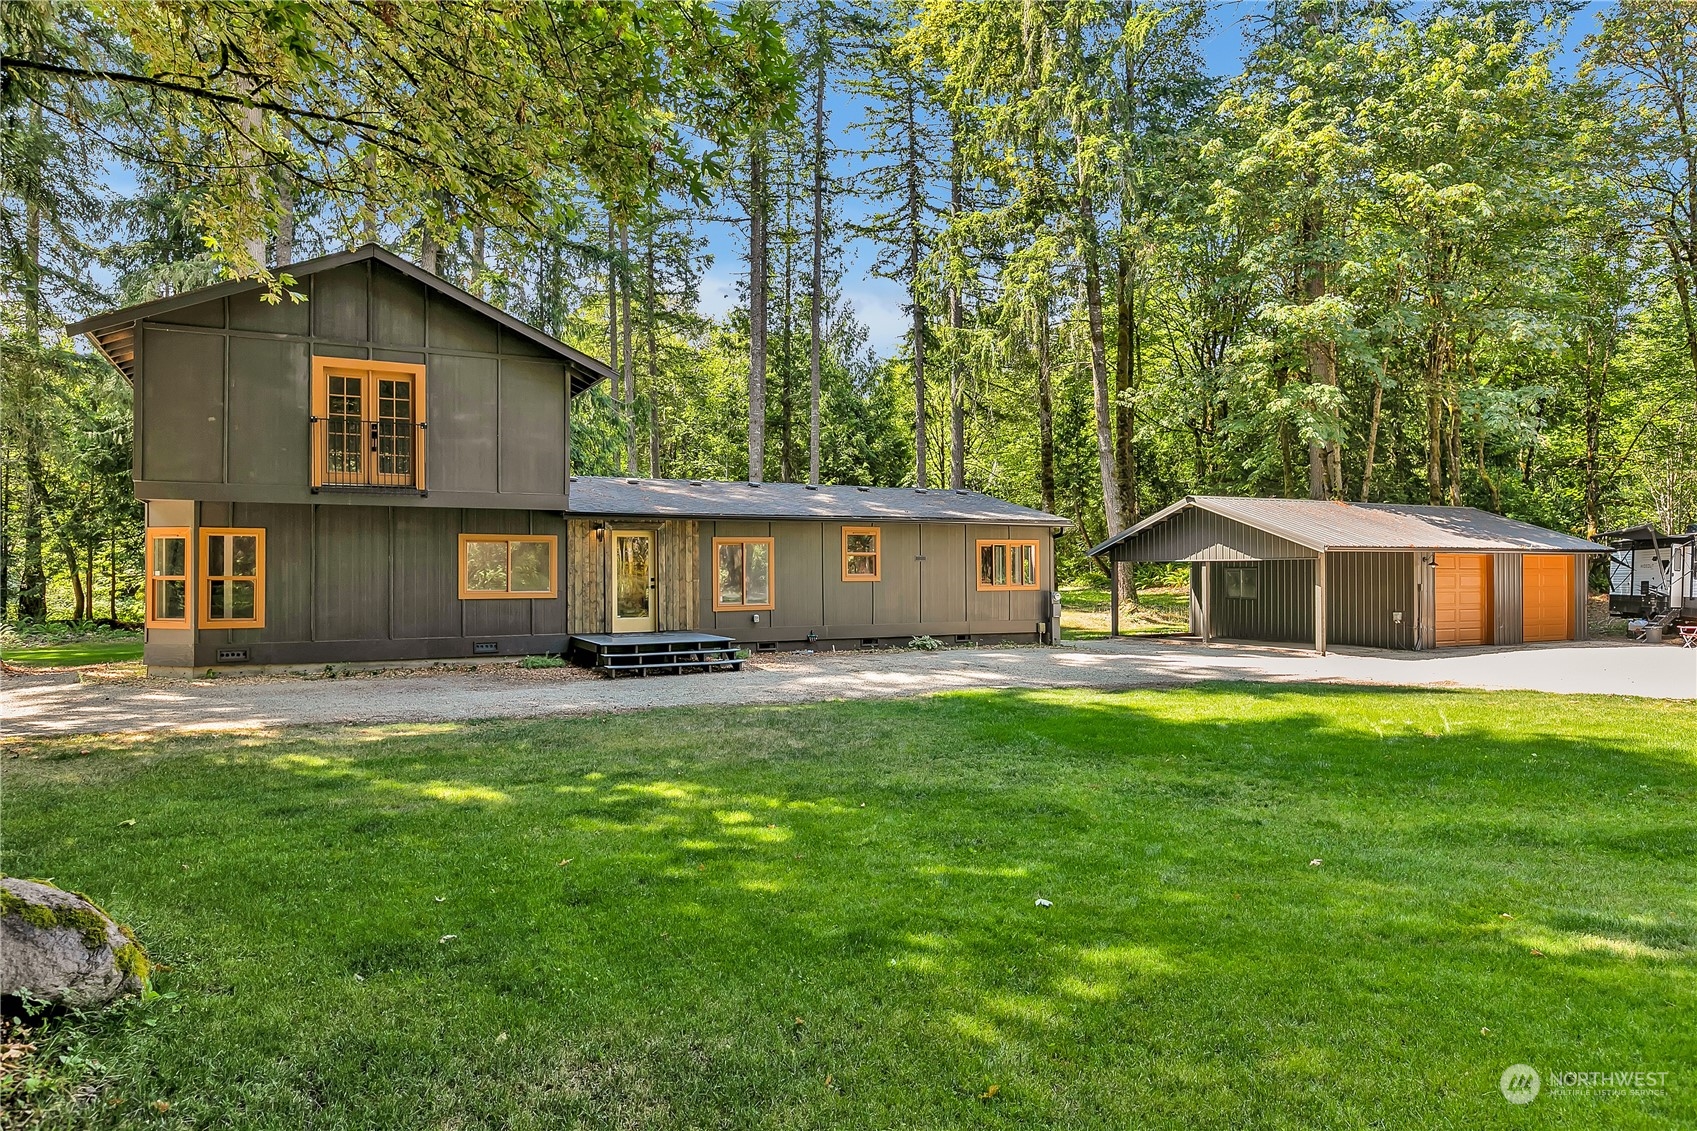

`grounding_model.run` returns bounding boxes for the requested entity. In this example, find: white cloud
[844,281,908,358]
